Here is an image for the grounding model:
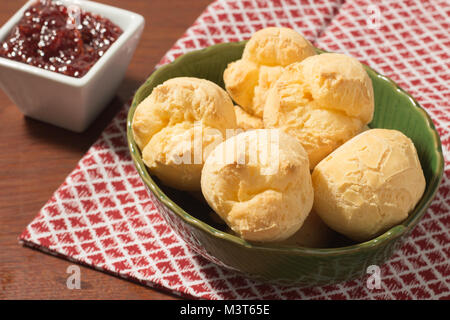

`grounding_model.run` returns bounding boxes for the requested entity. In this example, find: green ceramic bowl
[127,41,444,286]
